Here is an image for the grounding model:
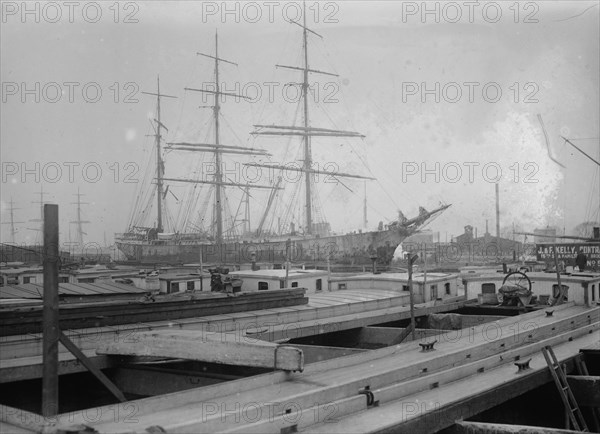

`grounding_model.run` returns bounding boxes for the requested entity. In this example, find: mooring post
[42,204,59,417]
